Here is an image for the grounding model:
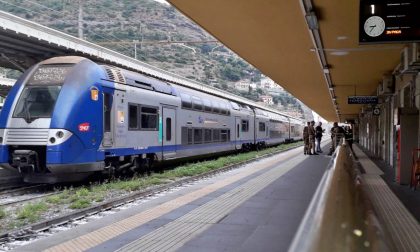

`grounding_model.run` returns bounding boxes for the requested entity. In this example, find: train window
[203,99,212,112]
[166,118,171,141]
[237,124,240,138]
[213,129,220,142]
[128,104,138,130]
[259,122,266,132]
[230,102,240,110]
[220,103,228,115]
[140,106,158,130]
[181,127,188,145]
[194,128,203,144]
[104,93,111,133]
[188,128,193,145]
[212,102,220,114]
[204,129,212,143]
[241,120,249,132]
[221,129,229,142]
[180,94,192,109]
[192,97,203,111]
[13,86,62,120]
